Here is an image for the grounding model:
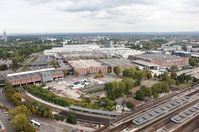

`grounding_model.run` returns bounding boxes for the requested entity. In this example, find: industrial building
[68,59,107,76]
[98,58,135,72]
[129,54,189,68]
[172,51,191,57]
[44,44,144,59]
[132,60,159,70]
[43,44,100,56]
[4,68,64,86]
[62,51,108,61]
